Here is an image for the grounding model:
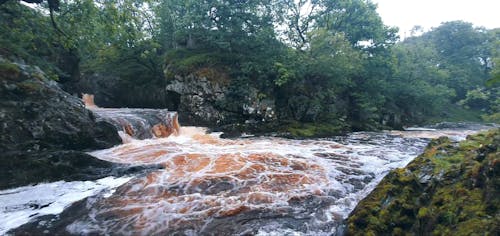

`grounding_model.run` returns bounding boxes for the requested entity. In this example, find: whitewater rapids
[1,123,494,235]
